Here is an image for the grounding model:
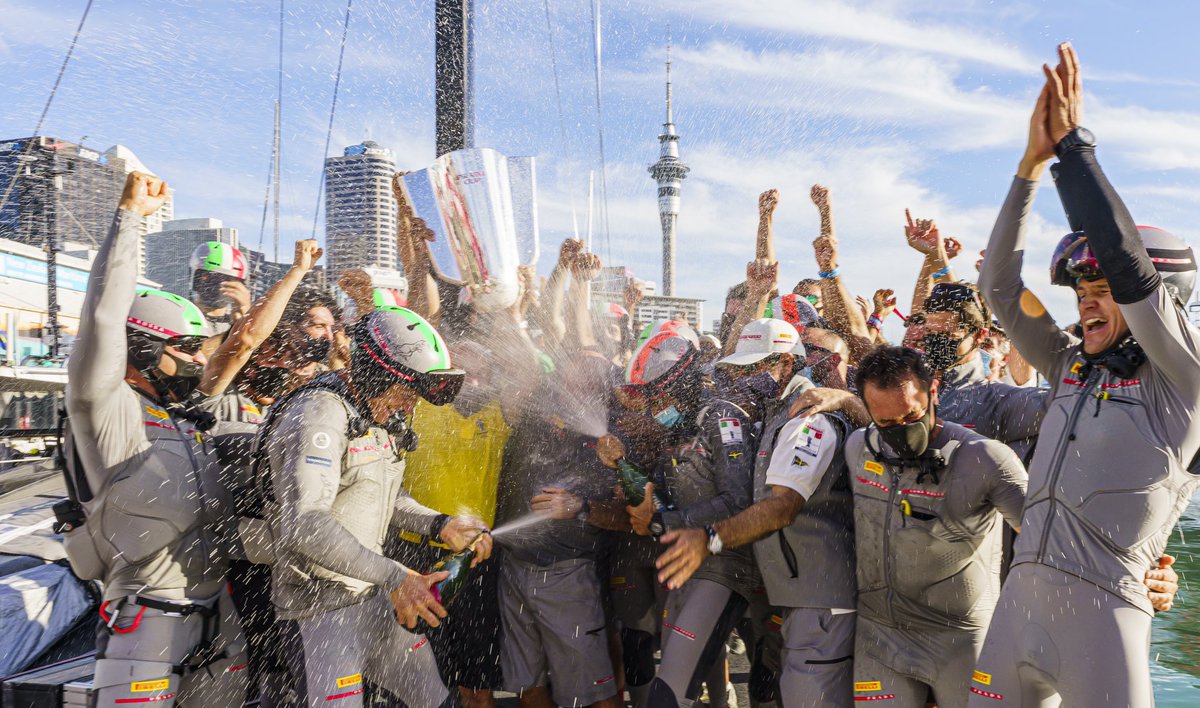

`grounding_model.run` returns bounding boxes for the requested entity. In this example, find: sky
[2,0,1199,339]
